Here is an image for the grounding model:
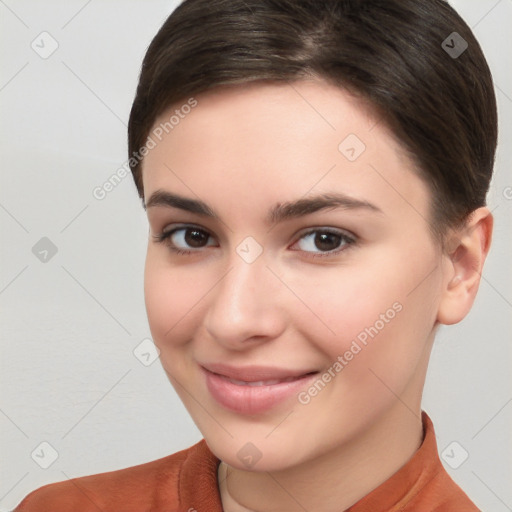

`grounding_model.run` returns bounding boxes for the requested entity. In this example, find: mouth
[201,363,320,415]
[201,362,318,382]
[218,375,314,386]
